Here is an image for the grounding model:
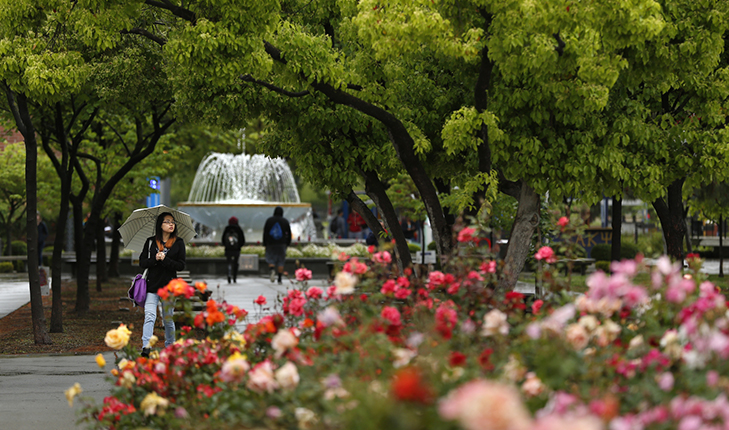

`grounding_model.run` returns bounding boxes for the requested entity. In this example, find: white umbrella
[118,205,196,252]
